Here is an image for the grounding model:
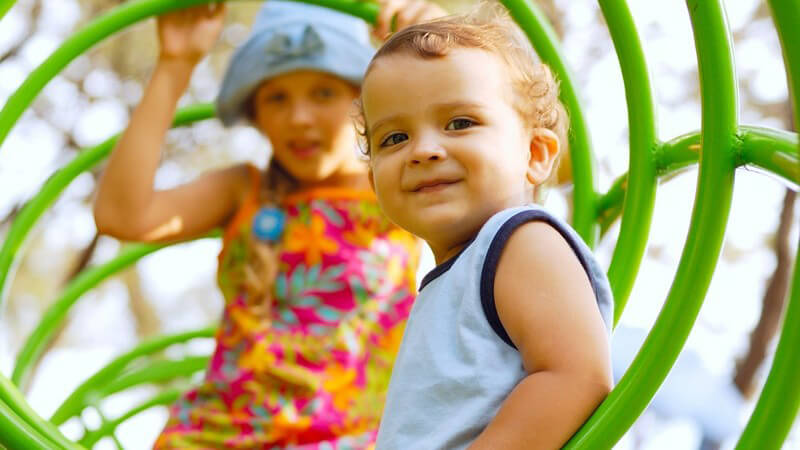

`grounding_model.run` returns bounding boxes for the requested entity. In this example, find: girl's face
[252,71,364,185]
[363,49,558,262]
